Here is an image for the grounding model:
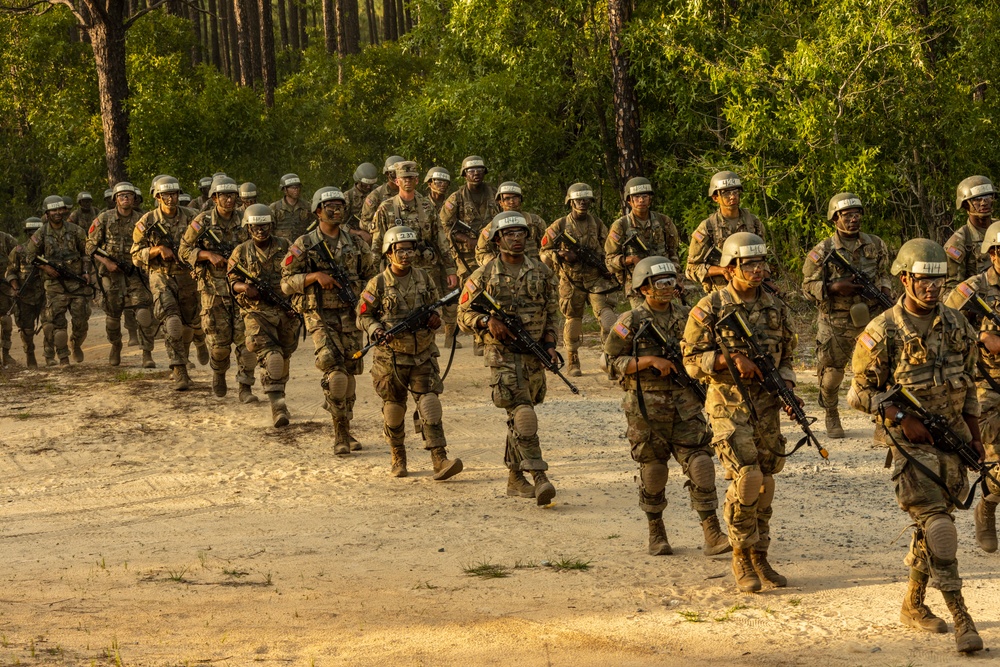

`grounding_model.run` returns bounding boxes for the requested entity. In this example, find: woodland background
[1,0,998,273]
